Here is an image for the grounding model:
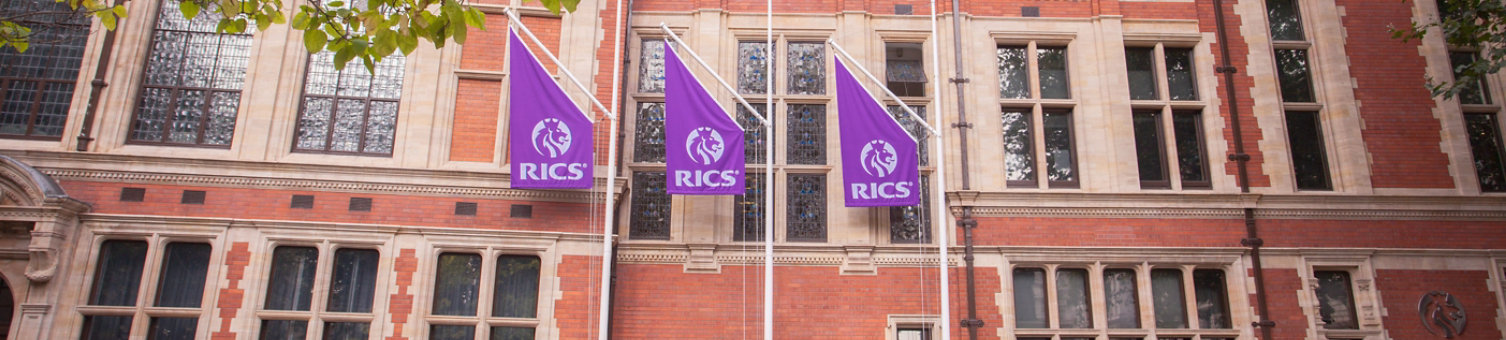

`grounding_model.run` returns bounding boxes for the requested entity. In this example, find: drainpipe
[75,0,124,151]
[1209,0,1275,338]
[945,0,981,338]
